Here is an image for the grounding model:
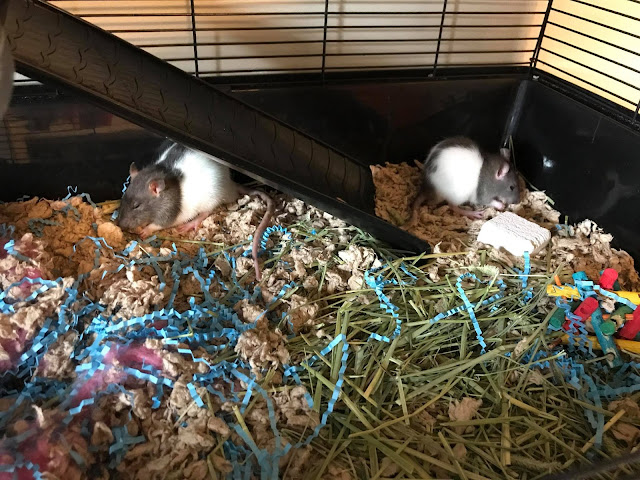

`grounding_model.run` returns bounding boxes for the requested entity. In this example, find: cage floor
[1,164,640,479]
